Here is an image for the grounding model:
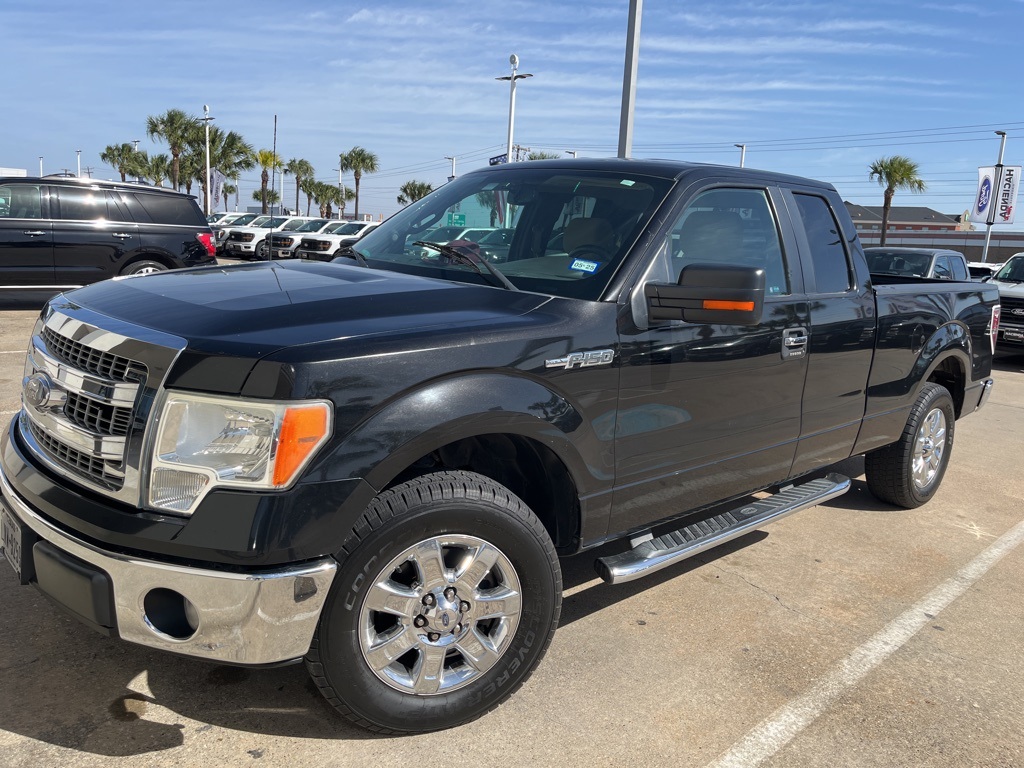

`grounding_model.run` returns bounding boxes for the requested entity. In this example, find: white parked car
[224,216,318,260]
[267,219,335,259]
[295,221,380,261]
